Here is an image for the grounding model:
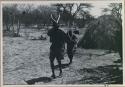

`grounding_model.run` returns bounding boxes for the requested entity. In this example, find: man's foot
[58,73,62,78]
[69,61,72,65]
[68,62,71,65]
[51,74,56,79]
